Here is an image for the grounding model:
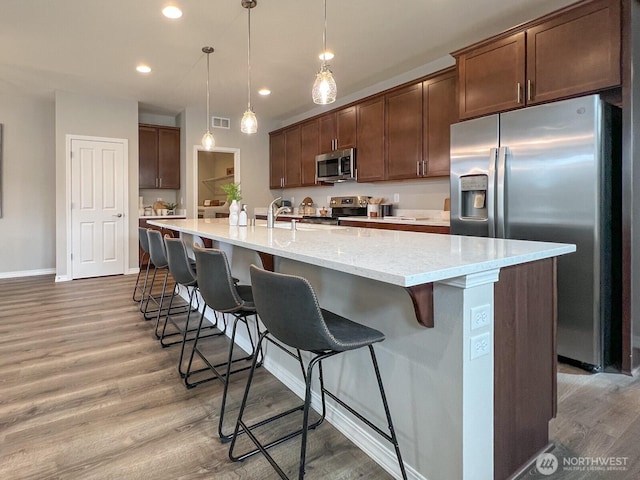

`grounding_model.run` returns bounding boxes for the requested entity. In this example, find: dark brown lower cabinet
[494,258,556,480]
